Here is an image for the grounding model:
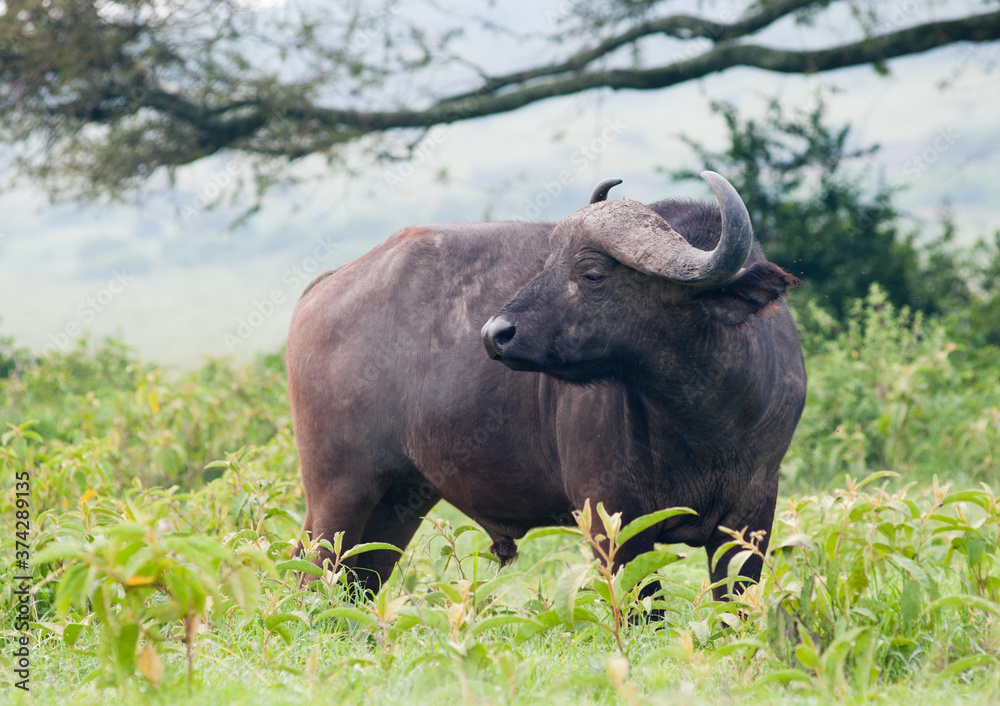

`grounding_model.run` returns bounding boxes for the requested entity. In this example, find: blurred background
[0,0,998,363]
